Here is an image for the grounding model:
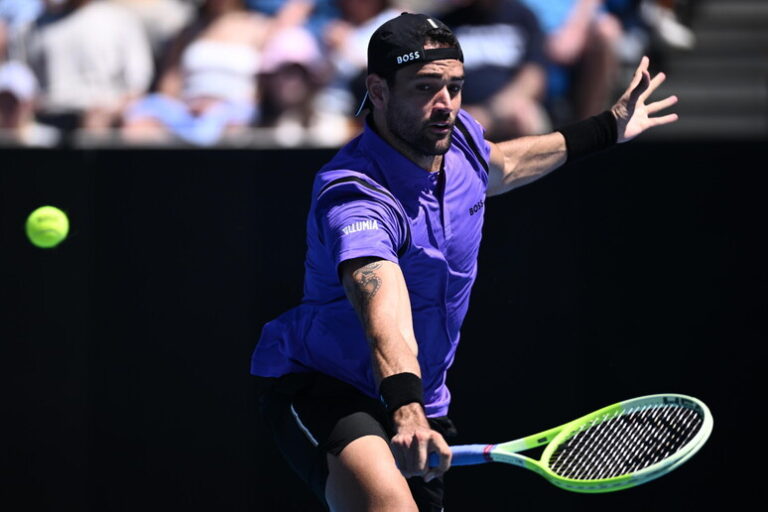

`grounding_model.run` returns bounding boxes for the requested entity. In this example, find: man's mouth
[429,121,452,135]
